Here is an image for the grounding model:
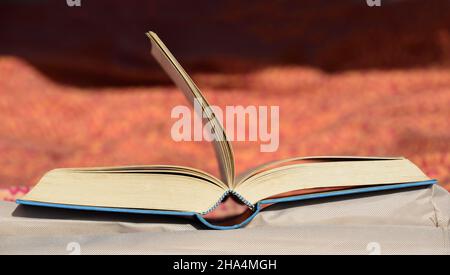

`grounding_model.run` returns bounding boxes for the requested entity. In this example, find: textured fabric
[1,184,449,254]
[1,57,450,192]
[0,187,30,202]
